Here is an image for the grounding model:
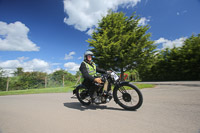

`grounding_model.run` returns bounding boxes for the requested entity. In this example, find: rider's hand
[107,71,112,74]
[94,78,102,84]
